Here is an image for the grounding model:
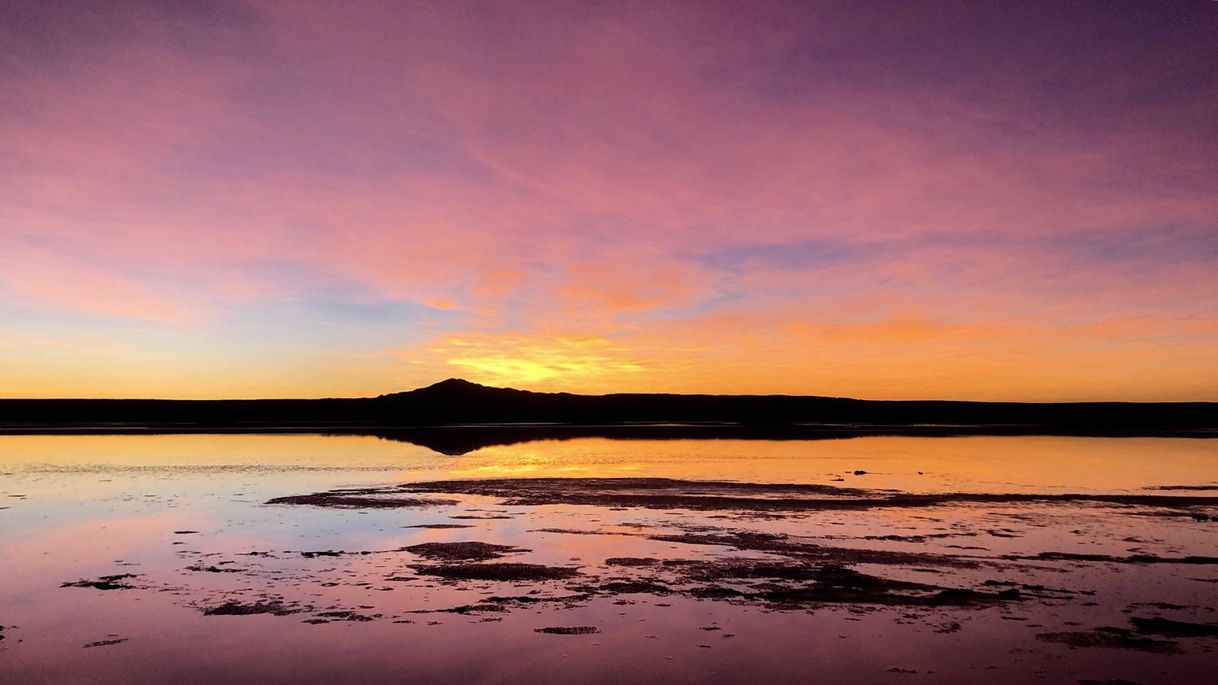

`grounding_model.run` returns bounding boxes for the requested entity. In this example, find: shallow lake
[1,434,1216,684]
